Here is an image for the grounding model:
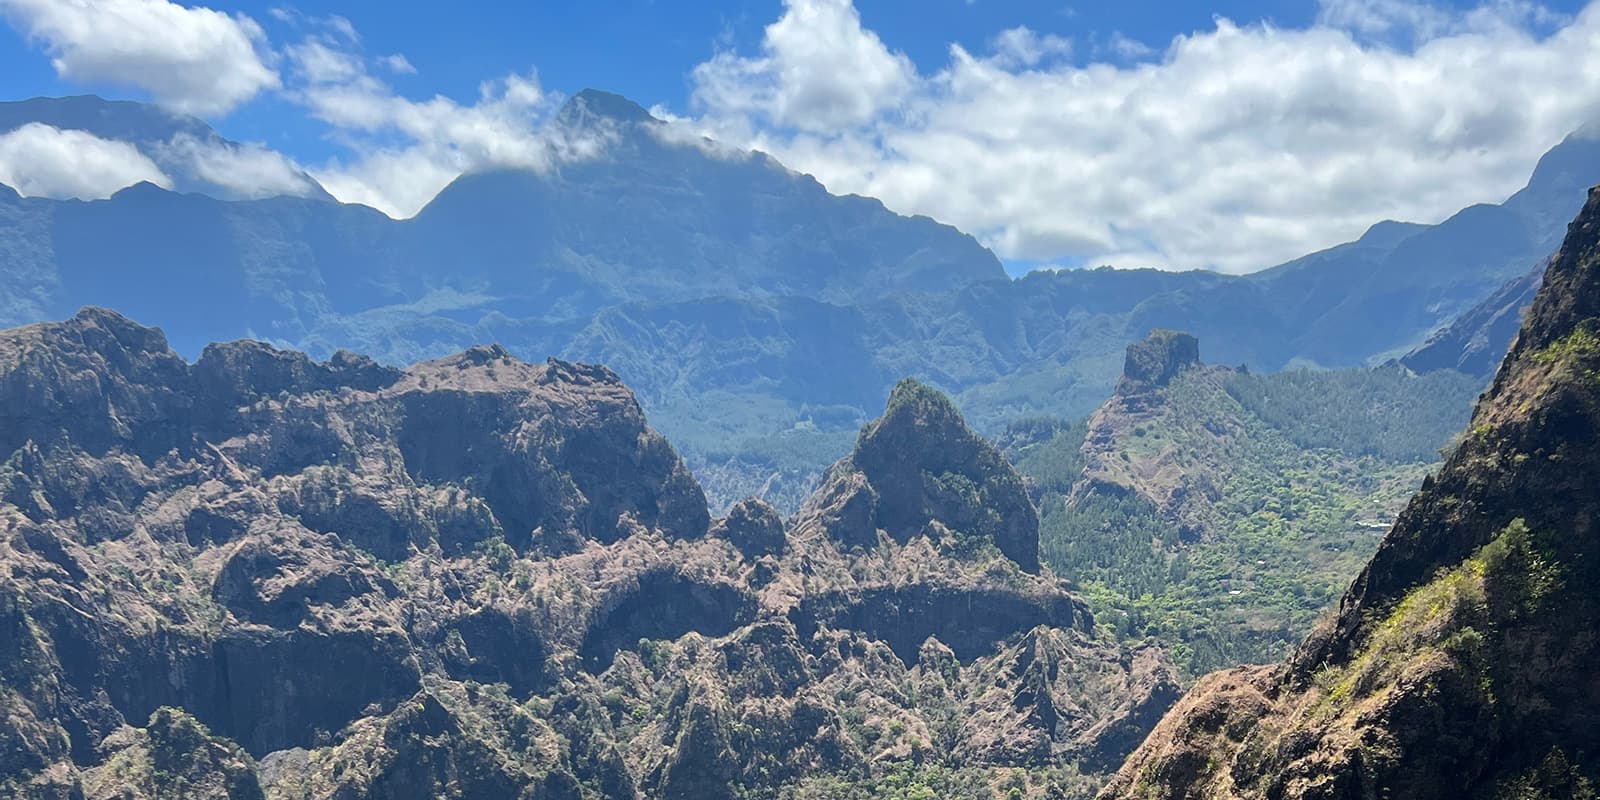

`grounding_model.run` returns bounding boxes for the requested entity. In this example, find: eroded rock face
[581,571,756,673]
[791,584,1085,665]
[957,629,1182,772]
[1121,329,1200,388]
[797,378,1041,573]
[0,310,1174,798]
[710,497,786,558]
[1072,331,1239,541]
[81,707,266,800]
[1100,187,1600,800]
[392,349,710,550]
[194,340,401,413]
